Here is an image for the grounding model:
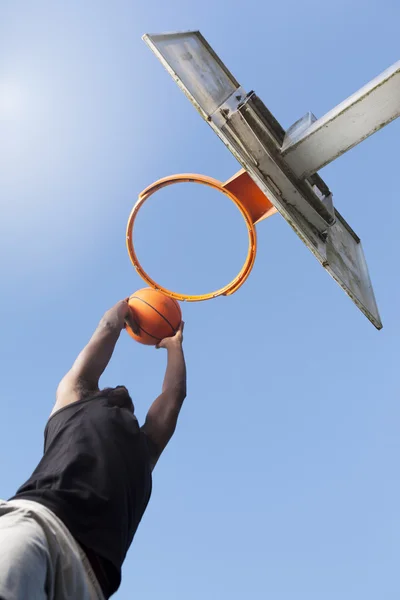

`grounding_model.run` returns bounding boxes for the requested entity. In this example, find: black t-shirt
[10,388,153,597]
